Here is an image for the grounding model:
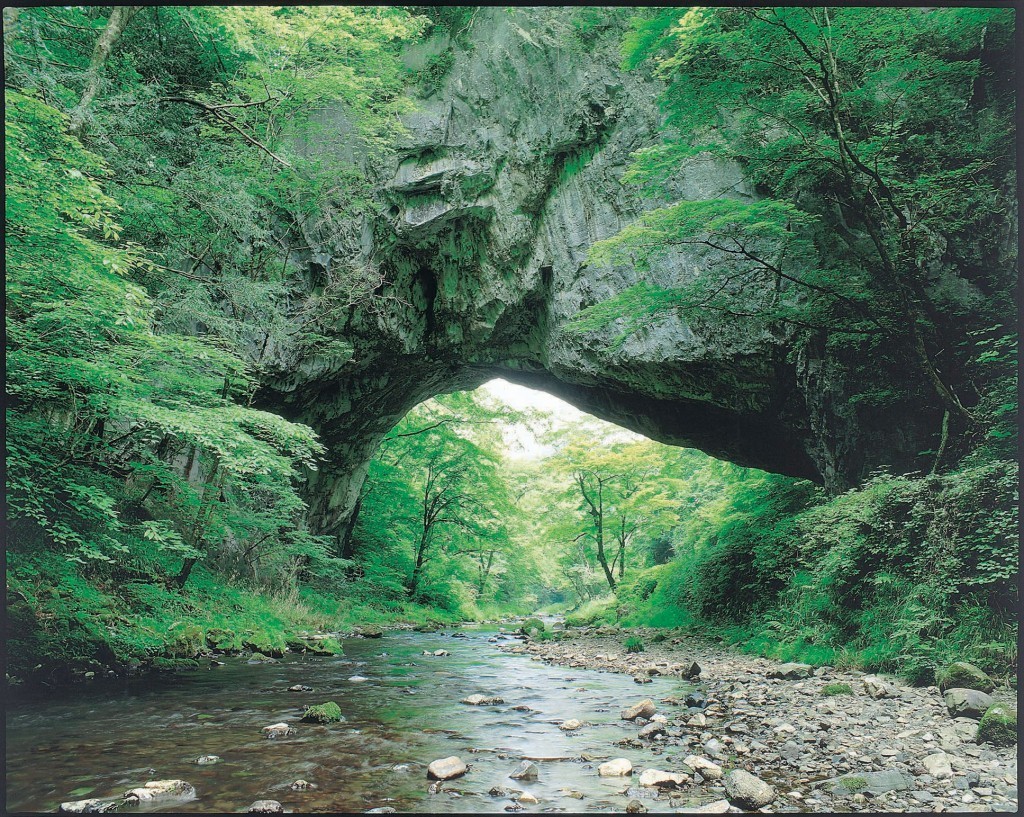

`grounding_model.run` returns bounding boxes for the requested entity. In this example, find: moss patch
[301,701,344,724]
[821,683,854,696]
[977,704,1016,747]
